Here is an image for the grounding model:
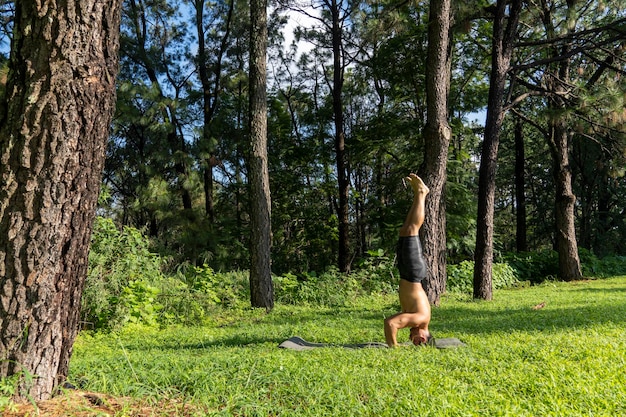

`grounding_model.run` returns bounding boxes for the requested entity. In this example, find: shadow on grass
[433,301,626,336]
